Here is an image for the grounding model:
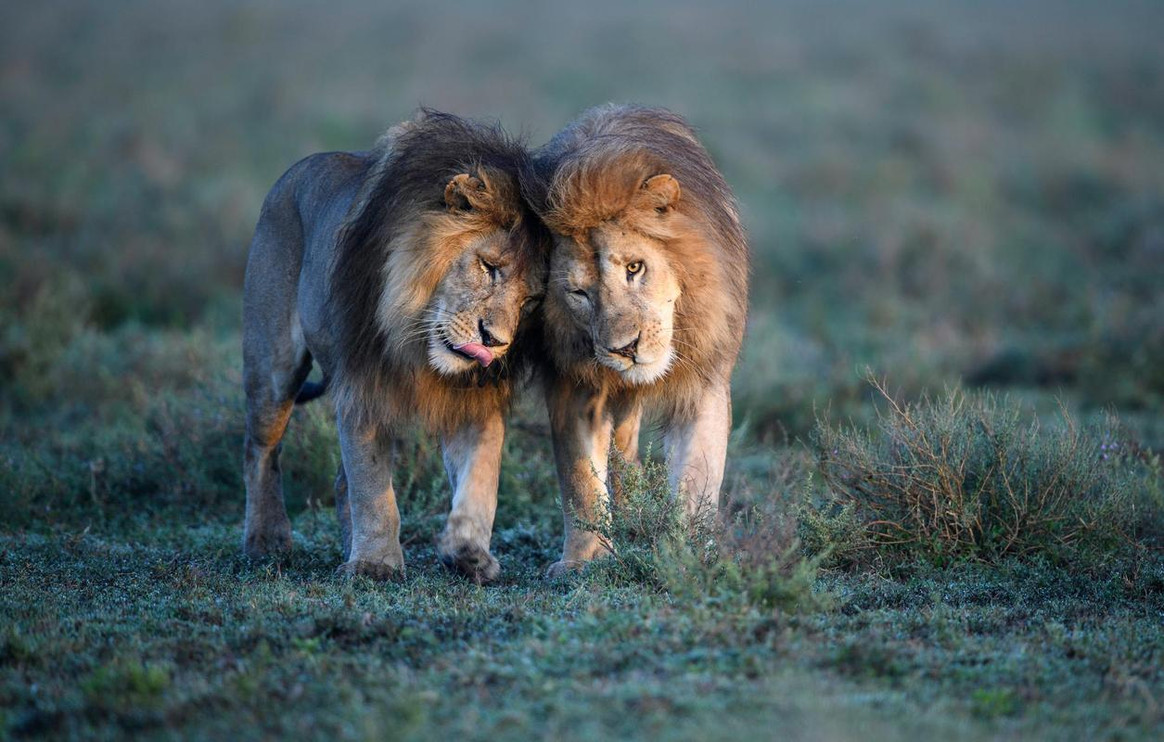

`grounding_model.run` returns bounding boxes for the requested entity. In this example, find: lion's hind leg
[241,325,313,560]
